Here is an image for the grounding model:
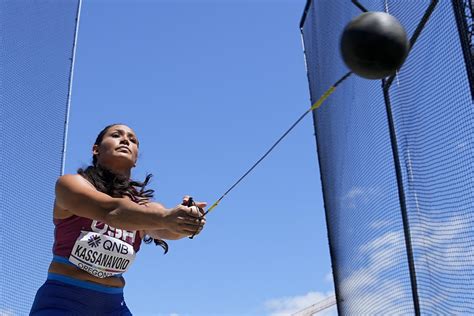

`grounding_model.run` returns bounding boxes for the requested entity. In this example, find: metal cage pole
[381,1,439,315]
[452,0,474,100]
